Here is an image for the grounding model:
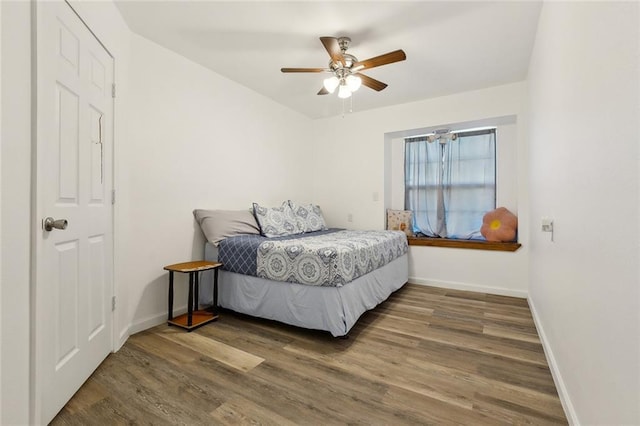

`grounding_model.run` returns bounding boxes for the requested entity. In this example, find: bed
[194,204,409,337]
